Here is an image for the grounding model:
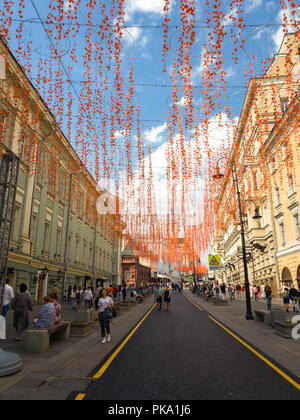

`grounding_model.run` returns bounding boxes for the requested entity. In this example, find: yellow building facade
[215,31,300,296]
